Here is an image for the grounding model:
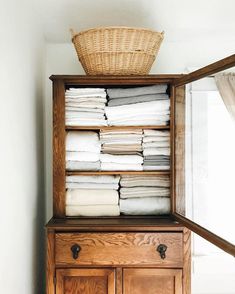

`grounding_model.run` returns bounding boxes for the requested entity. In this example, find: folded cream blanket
[66,175,120,184]
[66,151,100,162]
[66,111,105,119]
[120,197,170,215]
[66,161,100,171]
[66,189,119,205]
[66,205,120,217]
[143,165,170,171]
[100,154,143,164]
[66,131,101,152]
[143,137,170,143]
[143,141,170,148]
[107,120,168,126]
[66,182,119,189]
[66,120,107,126]
[107,85,168,99]
[101,162,143,171]
[66,107,105,113]
[120,175,170,187]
